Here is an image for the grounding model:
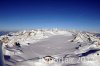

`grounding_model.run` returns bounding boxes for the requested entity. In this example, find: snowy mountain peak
[0,29,100,66]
